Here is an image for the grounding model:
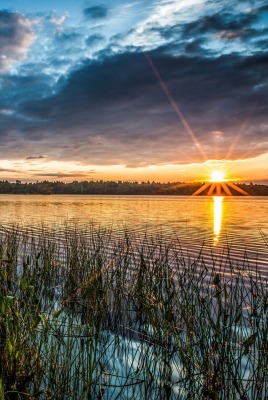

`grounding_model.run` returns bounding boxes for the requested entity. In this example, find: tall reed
[0,224,267,399]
